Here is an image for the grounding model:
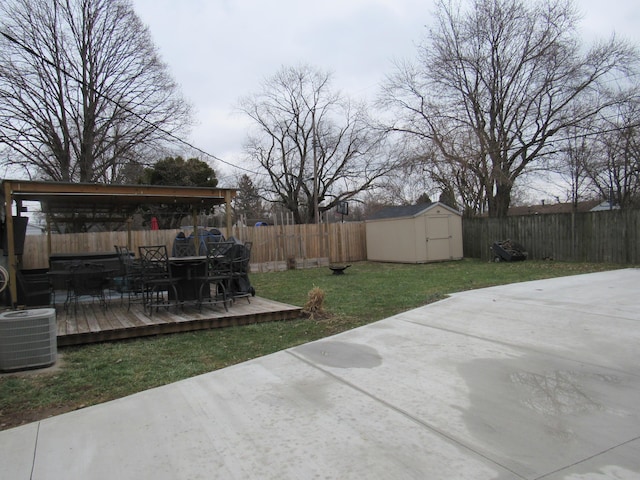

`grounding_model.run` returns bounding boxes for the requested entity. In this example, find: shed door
[425,216,451,261]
